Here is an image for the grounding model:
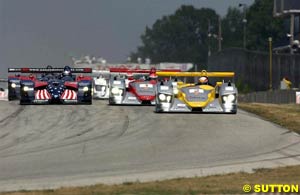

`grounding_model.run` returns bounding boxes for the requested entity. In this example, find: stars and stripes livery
[8,66,93,105]
[61,89,77,100]
[35,89,51,100]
